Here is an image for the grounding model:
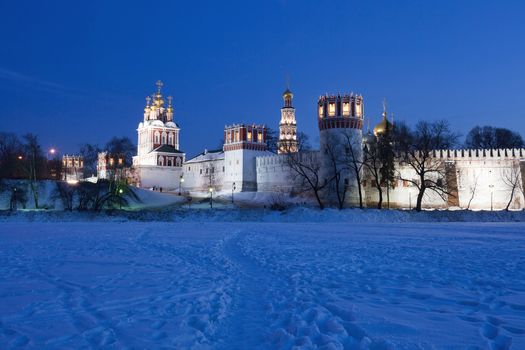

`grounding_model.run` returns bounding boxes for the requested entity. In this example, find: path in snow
[0,221,524,349]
